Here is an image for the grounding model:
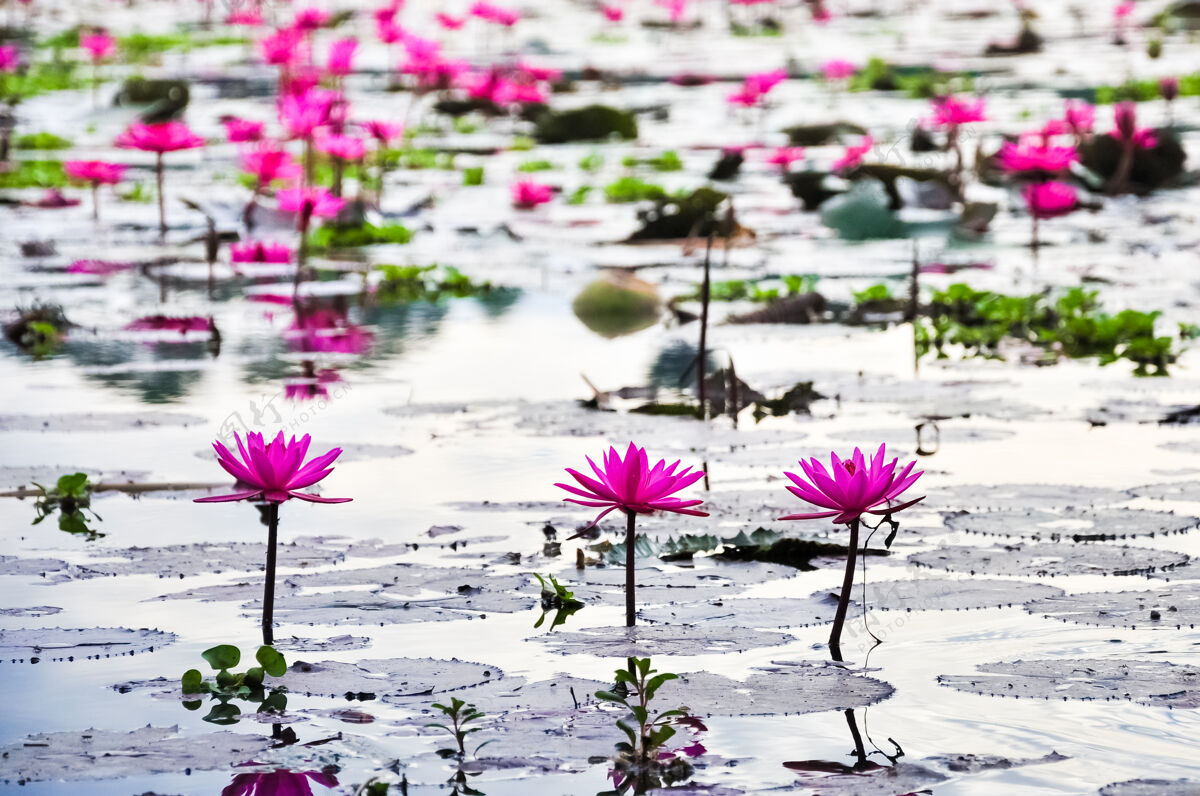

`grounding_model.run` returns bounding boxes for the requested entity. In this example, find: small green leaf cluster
[532,574,585,630]
[425,697,492,759]
[181,644,288,725]
[596,657,689,764]
[32,473,102,537]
